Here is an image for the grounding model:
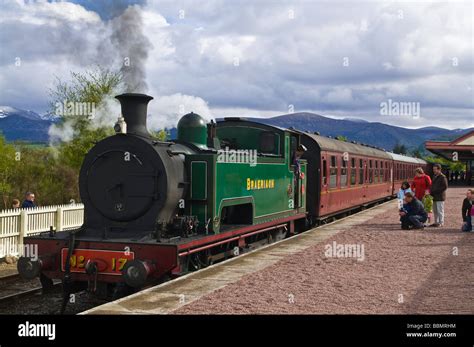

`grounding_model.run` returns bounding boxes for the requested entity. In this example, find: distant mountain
[243,112,473,153]
[0,106,54,142]
[0,106,471,152]
[343,117,369,123]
